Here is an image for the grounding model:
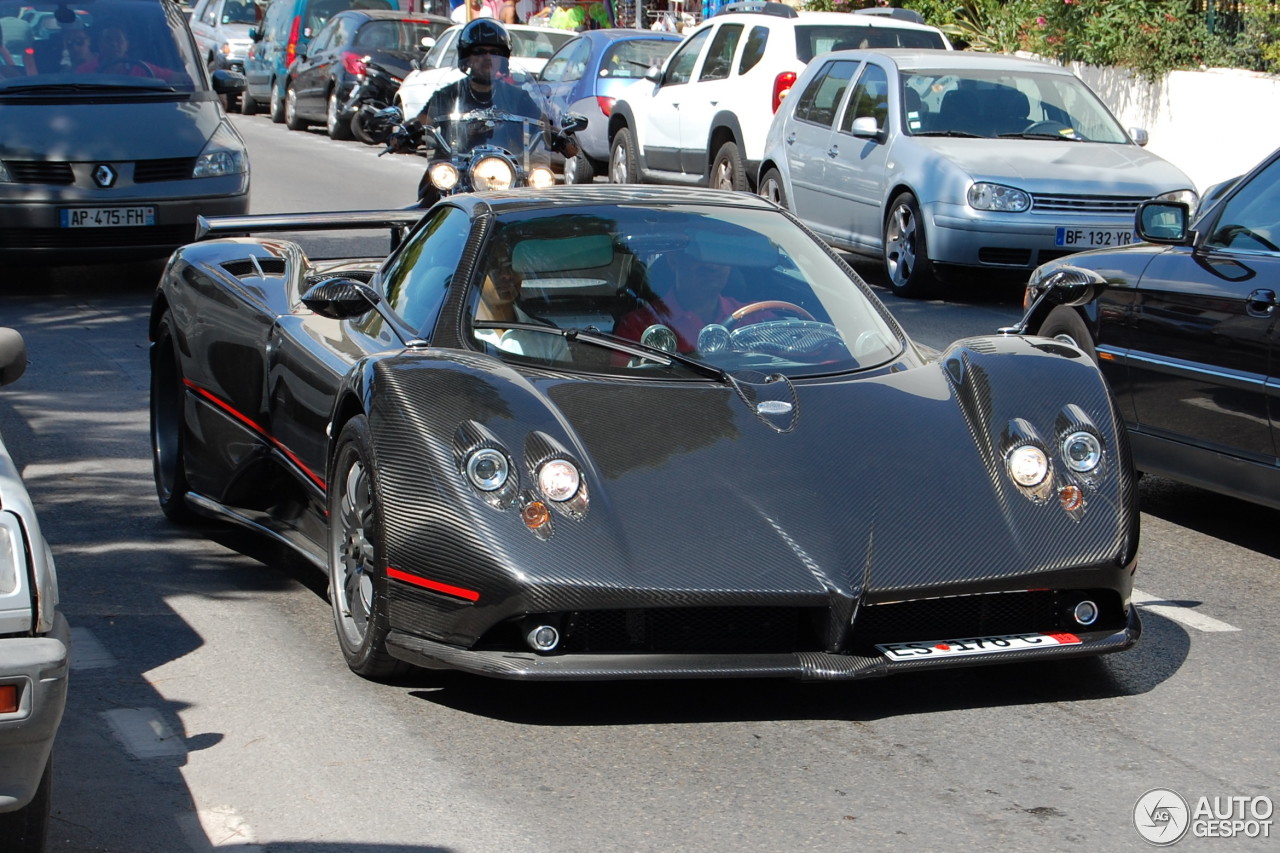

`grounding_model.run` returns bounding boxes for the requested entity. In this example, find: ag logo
[1134,788,1190,845]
